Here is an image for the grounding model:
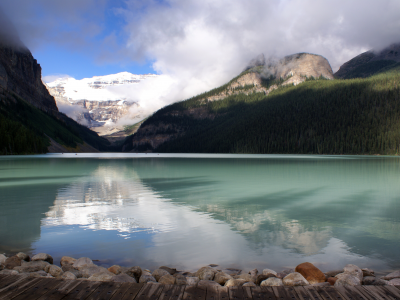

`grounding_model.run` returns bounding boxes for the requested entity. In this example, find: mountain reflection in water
[0,154,399,272]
